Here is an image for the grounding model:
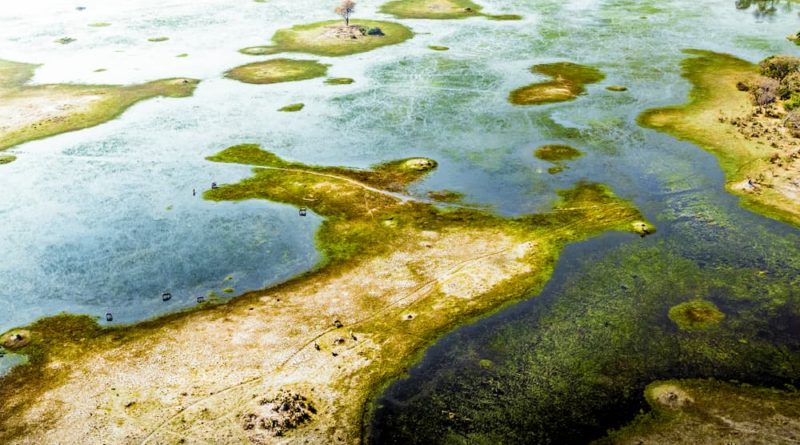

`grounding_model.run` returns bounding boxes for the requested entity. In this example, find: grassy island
[535,144,584,175]
[599,379,800,444]
[225,58,328,84]
[510,62,605,106]
[639,50,800,227]
[668,299,724,331]
[379,0,521,21]
[239,20,413,57]
[0,143,650,444]
[0,59,199,161]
